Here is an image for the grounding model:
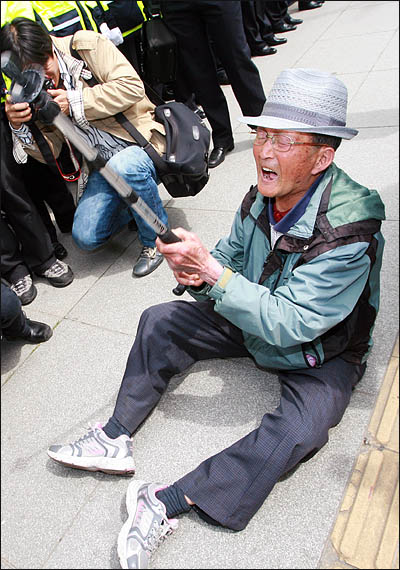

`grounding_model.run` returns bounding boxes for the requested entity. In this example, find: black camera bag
[154,102,210,197]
